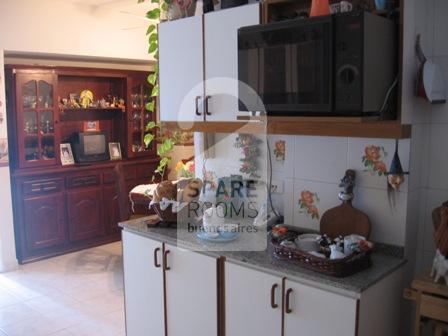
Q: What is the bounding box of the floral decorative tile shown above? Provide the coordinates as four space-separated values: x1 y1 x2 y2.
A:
298 190 320 220
293 180 340 231
274 140 286 162
268 135 294 178
362 145 388 176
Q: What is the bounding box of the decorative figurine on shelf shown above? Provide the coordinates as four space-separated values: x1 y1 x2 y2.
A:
118 98 126 111
80 90 94 108
338 169 356 202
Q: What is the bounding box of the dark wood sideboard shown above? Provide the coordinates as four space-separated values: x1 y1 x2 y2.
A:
5 65 159 263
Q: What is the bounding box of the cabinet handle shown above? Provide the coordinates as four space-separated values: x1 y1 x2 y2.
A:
270 284 278 309
154 247 161 268
163 250 171 271
285 288 293 314
205 95 212 116
195 96 202 116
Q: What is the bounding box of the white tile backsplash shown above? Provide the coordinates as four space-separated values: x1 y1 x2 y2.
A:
433 0 448 57
294 136 348 183
352 187 408 246
271 174 294 225
427 123 448 189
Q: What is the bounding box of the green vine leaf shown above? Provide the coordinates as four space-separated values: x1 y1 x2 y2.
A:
146 121 157 130
138 0 145 3
146 24 156 35
145 101 155 112
151 84 159 97
161 2 168 11
146 8 160 19
151 0 160 3
148 42 158 54
148 32 158 43
144 133 155 147
147 73 157 85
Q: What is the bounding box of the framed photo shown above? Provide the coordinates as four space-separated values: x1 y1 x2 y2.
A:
109 142 122 161
60 143 75 166
83 120 100 132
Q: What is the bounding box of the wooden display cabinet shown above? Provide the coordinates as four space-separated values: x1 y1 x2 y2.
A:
5 65 159 263
127 73 157 158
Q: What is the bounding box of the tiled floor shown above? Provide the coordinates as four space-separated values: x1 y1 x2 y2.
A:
0 242 125 336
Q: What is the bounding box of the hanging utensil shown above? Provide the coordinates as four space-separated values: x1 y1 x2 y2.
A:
416 34 446 104
387 140 409 208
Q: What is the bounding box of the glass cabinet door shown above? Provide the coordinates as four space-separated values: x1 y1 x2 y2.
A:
129 79 156 157
17 74 58 167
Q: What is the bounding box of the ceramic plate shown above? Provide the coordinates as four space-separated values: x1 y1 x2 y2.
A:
196 231 239 243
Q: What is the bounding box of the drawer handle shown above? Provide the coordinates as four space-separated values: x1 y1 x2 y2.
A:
154 247 161 268
271 284 278 309
285 288 293 314
163 250 170 271
195 95 202 116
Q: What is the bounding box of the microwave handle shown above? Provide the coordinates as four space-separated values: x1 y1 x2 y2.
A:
195 96 202 116
205 95 212 116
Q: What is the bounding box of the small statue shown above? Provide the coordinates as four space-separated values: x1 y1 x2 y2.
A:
338 169 356 202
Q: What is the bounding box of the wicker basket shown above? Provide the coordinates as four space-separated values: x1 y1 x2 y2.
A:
151 203 198 225
270 237 372 277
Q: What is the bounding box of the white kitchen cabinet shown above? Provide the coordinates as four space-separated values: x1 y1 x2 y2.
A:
159 4 260 122
122 231 165 336
283 279 357 336
159 15 204 122
164 243 218 336
203 3 260 121
225 263 283 336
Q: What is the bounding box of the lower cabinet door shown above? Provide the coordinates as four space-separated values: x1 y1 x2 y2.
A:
164 244 217 336
23 193 66 251
123 231 165 336
102 185 121 234
67 187 105 242
225 262 282 336
283 279 357 336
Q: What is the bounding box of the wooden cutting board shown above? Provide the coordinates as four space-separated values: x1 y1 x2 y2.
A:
320 202 371 239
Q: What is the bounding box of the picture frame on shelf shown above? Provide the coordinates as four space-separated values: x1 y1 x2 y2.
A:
60 143 75 166
109 142 122 161
83 120 100 132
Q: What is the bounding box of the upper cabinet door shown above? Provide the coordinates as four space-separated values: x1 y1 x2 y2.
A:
225 262 282 336
204 4 260 122
164 244 217 336
159 15 204 122
283 279 357 336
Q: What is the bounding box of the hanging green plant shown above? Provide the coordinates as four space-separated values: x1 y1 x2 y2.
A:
139 0 179 181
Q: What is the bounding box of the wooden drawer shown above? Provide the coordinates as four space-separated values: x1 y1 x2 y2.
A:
23 178 64 196
123 166 137 181
103 170 116 184
67 174 101 189
135 164 154 181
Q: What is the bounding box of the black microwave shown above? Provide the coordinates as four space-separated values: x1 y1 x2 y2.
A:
238 11 397 116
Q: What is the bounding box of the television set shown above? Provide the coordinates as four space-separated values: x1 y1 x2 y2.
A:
71 132 109 163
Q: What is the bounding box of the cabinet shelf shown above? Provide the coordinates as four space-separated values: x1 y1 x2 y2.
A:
161 117 412 139
59 107 124 121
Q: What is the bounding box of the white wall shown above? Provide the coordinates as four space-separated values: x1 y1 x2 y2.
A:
0 0 153 62
410 0 448 275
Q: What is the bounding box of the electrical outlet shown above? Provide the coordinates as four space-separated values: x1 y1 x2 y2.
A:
270 179 283 194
